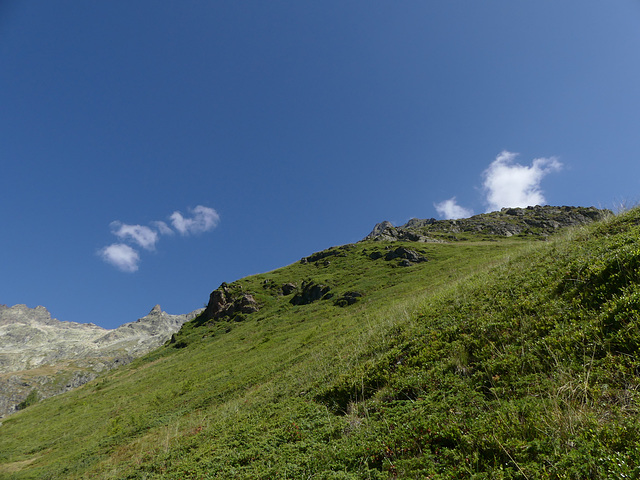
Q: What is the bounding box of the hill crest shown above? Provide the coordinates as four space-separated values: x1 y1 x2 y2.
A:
365 205 611 242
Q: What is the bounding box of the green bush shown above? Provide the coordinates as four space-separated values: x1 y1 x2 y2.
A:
16 389 40 410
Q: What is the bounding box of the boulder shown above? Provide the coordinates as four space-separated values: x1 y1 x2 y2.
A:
281 283 297 295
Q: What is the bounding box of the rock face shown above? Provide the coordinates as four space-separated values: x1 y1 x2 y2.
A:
364 206 612 242
0 304 202 417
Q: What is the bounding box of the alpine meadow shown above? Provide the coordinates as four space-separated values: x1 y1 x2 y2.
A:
4 206 640 479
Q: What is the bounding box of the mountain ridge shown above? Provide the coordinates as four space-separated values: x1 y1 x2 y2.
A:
365 205 611 242
0 304 203 417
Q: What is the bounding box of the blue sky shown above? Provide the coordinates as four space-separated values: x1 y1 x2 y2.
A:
2 2 640 329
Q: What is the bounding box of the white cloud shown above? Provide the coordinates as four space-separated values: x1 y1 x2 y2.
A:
99 243 140 273
152 221 174 236
170 205 220 235
434 197 473 219
110 222 159 250
99 205 220 272
482 151 562 212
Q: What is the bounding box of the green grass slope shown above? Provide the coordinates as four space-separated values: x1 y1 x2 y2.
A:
2 208 640 479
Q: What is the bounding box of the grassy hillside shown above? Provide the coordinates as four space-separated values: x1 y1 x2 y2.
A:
2 208 640 479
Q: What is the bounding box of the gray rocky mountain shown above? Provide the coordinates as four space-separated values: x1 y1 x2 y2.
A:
0 304 202 417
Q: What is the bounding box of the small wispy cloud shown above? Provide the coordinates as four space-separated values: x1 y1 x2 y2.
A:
99 243 140 273
170 205 220 235
482 151 562 211
110 222 159 250
434 197 473 219
152 221 174 236
99 205 220 273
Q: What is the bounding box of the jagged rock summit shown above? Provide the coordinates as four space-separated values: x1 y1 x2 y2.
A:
0 304 202 417
365 205 612 242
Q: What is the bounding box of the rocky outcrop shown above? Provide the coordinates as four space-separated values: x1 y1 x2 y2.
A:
300 245 354 265
368 246 429 266
281 283 297 296
334 291 363 307
202 283 260 322
384 247 428 263
364 206 612 242
290 281 333 305
0 304 201 417
363 221 399 242
364 220 443 243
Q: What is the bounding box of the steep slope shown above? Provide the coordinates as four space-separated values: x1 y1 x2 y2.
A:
3 206 639 479
0 305 202 417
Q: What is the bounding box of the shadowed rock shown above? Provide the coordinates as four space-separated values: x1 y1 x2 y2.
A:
281 283 297 295
334 291 363 307
290 281 333 305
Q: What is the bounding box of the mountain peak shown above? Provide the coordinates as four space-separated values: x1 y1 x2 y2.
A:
0 304 54 326
0 303 203 417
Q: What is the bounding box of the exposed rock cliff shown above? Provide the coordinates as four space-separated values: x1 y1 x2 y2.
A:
0 304 202 417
